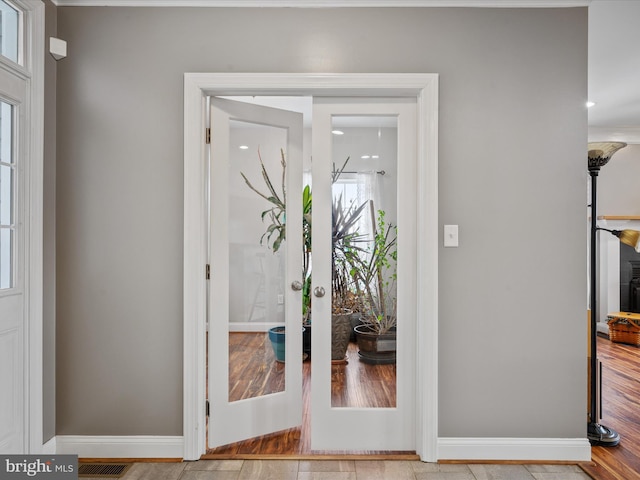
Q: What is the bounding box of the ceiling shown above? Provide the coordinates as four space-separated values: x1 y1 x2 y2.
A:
51 0 640 143
588 1 640 143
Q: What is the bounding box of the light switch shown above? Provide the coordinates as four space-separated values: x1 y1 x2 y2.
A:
444 225 459 247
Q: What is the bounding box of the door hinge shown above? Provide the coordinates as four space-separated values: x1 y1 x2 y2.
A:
206 400 210 417
206 264 210 280
205 128 211 144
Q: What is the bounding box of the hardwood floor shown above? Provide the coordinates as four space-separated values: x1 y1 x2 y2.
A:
228 332 285 402
582 336 640 479
210 333 640 470
206 332 411 457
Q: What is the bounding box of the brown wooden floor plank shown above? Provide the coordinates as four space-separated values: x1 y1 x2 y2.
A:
592 336 640 479
207 334 400 456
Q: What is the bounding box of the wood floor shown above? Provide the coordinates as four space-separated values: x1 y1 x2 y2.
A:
581 336 640 479
206 332 411 457
207 332 640 472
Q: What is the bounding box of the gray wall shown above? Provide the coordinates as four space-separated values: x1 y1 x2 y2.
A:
43 0 57 443
54 6 588 440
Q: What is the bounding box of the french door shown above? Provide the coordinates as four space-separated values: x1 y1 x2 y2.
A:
310 98 417 450
207 97 304 448
207 95 417 451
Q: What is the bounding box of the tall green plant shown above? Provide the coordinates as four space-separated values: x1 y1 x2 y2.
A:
331 194 368 314
241 149 313 323
349 203 397 334
241 151 373 324
302 184 312 323
240 149 287 252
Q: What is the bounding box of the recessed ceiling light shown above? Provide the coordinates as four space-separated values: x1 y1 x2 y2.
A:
371 155 379 159
332 130 344 135
361 155 370 159
239 145 249 150
586 101 596 108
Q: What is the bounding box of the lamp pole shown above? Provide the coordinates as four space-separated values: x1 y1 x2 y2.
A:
587 142 627 447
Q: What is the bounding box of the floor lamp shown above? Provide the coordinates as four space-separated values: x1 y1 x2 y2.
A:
587 141 639 446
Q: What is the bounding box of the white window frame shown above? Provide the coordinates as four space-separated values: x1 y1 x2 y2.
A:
0 100 16 290
0 0 44 454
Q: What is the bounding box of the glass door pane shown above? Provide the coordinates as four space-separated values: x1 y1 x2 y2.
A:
228 120 287 401
330 116 398 408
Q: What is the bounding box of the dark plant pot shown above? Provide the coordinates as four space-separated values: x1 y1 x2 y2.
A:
332 311 353 363
354 324 397 365
349 313 363 343
268 326 286 363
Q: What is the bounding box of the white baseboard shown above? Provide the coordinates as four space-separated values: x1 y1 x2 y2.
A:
53 435 589 461
55 436 184 459
438 437 591 462
41 437 57 454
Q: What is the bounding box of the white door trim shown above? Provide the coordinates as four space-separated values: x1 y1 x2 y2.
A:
25 0 45 454
183 73 439 461
0 0 45 454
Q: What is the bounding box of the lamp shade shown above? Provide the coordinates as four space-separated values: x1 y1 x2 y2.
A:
588 142 627 171
618 229 640 253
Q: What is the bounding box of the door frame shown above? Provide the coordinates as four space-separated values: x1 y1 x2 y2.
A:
0 0 45 454
183 73 439 461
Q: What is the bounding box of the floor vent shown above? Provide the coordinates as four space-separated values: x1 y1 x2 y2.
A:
78 463 133 478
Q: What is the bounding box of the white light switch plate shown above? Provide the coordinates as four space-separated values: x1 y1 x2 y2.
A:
444 225 459 247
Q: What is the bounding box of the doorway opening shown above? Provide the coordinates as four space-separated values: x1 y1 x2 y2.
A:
183 73 439 462
204 96 409 456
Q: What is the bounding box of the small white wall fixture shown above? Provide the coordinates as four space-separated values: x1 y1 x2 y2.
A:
49 37 67 61
183 73 440 461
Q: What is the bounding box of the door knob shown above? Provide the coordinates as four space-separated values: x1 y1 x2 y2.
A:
291 281 303 291
313 286 326 298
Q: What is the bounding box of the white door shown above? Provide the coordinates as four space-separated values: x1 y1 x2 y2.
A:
0 73 26 452
208 97 304 448
310 98 417 450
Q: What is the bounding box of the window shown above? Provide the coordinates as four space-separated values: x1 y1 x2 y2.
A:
0 99 13 289
0 0 20 64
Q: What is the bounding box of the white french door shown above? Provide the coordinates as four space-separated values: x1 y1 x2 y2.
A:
310 98 417 451
207 97 304 448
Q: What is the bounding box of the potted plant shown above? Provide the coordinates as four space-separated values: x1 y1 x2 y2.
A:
242 152 369 363
350 204 398 364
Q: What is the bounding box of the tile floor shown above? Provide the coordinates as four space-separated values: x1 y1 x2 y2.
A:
118 460 592 480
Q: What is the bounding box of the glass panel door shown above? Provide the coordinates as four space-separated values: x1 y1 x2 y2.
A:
311 98 417 451
208 97 303 448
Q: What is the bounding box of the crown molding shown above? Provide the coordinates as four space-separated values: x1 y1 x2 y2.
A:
50 0 591 8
